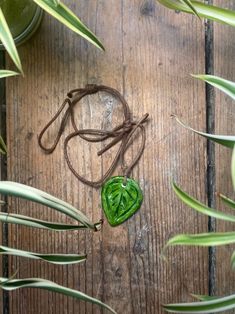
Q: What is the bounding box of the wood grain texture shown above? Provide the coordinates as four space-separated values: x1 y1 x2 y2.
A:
0 51 5 314
213 1 235 309
5 1 208 313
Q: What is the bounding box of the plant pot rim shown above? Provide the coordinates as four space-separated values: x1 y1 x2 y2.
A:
0 6 43 49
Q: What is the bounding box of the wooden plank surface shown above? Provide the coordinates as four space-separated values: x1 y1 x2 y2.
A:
5 1 208 313
0 52 6 314
214 1 235 310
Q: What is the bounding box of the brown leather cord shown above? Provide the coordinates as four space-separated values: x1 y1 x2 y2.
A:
38 84 149 188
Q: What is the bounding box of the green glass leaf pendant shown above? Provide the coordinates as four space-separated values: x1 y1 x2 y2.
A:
101 176 143 226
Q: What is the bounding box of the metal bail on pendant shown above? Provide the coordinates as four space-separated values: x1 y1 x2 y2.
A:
101 176 143 227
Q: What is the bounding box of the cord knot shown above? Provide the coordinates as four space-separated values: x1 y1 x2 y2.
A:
123 119 133 133
85 84 99 94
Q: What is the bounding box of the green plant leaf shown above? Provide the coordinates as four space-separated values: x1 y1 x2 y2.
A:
0 212 87 231
0 277 116 313
0 181 101 230
0 135 7 154
179 0 199 17
231 251 235 269
173 182 235 222
232 146 235 191
167 232 235 247
0 70 19 79
0 245 86 265
166 184 235 246
0 8 23 74
163 294 235 313
158 0 235 27
193 74 235 101
218 193 235 210
174 115 235 148
191 294 219 301
33 0 104 50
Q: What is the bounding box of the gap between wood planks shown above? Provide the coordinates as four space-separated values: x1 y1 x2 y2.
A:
205 0 216 299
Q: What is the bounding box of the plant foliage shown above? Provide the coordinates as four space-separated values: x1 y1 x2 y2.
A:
33 0 104 50
0 181 115 312
0 8 22 74
163 294 235 313
0 136 7 154
0 181 101 230
0 0 104 75
158 0 235 27
0 277 116 313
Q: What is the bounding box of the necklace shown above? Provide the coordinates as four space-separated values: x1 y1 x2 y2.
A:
38 84 149 226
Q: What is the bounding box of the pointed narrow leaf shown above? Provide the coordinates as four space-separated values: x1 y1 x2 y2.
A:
0 136 7 154
163 294 235 313
230 251 235 270
173 182 235 222
0 245 86 265
0 70 19 79
0 181 101 230
193 75 235 101
174 115 235 148
232 146 235 190
158 0 235 27
0 9 23 73
180 0 199 17
0 277 116 313
218 193 235 210
191 294 219 301
167 232 235 247
0 212 87 231
231 251 235 270
5 270 19 283
33 0 104 50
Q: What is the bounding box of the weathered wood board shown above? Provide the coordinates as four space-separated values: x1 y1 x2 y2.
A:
0 52 5 314
214 1 235 312
5 1 209 313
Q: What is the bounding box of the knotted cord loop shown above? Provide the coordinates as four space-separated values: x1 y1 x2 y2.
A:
38 84 149 188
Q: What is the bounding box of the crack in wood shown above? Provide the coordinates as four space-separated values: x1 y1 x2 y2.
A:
205 0 216 300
